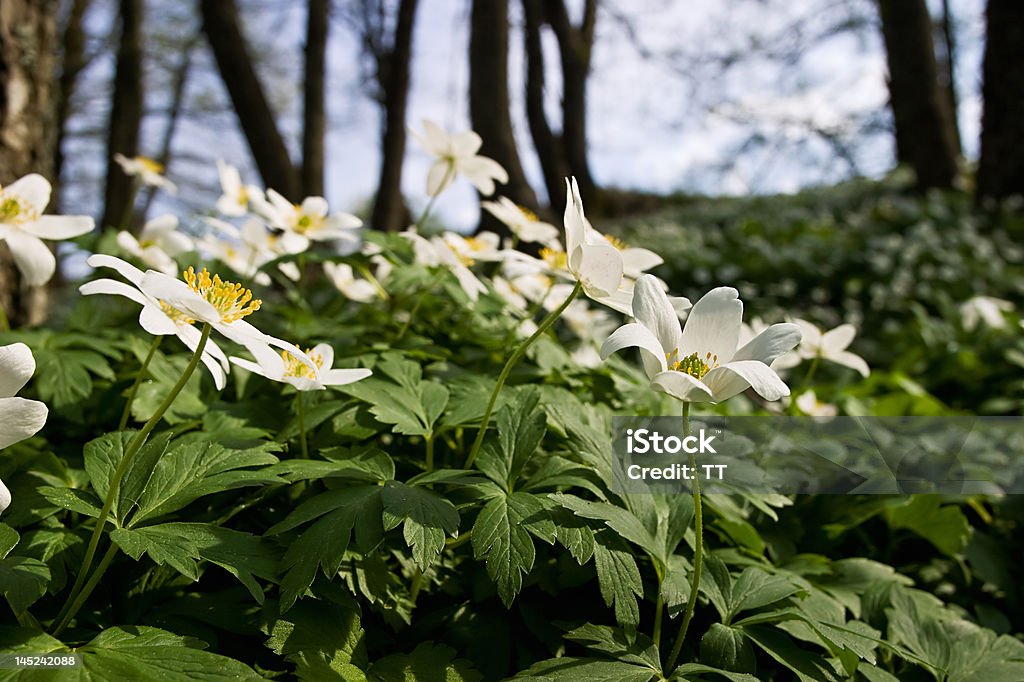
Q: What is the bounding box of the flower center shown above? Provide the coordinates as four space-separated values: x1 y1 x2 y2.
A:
666 349 719 380
139 157 164 174
282 347 324 379
606 235 628 251
159 300 195 325
0 193 36 224
540 247 567 270
518 206 538 222
182 266 261 323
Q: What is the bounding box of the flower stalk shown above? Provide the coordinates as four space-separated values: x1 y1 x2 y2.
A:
118 335 163 430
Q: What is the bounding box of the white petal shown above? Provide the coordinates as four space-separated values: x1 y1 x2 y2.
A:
87 254 146 285
3 230 55 286
0 396 48 449
229 356 275 380
732 322 802 365
830 350 870 377
458 156 507 195
79 278 148 306
563 178 585 254
300 196 329 218
200 352 227 390
620 247 663 277
116 231 143 257
681 287 742 363
139 272 219 322
5 174 51 213
22 215 93 240
139 303 180 336
320 368 372 386
450 130 483 157
821 324 856 355
771 351 801 371
704 360 790 402
0 477 9 514
589 287 634 316
572 244 623 298
0 343 35 398
632 274 682 361
142 214 178 237
651 371 714 403
311 343 334 370
600 323 667 376
418 119 451 156
427 161 454 197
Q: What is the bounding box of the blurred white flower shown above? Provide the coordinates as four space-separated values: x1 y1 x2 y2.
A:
0 174 94 285
116 215 193 275
601 275 801 403
324 262 379 303
411 119 508 197
399 228 488 302
1 341 50 514
442 231 506 264
482 197 559 246
216 160 261 216
230 342 371 391
960 296 1013 331
775 320 870 377
114 154 176 193
795 390 838 418
252 190 361 248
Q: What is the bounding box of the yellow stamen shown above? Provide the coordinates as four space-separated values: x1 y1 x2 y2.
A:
540 247 567 270
159 300 195 325
518 206 538 222
182 266 261 323
0 190 37 224
666 348 719 380
282 347 324 379
606 235 628 251
138 157 164 174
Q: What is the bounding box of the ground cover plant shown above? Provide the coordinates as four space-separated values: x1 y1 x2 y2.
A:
0 124 1022 682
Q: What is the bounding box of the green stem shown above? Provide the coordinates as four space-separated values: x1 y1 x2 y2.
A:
355 264 389 301
445 530 473 549
653 579 665 648
788 355 821 415
425 434 435 473
117 178 141 232
119 336 163 430
52 323 212 634
465 281 582 469
393 270 444 342
415 166 454 229
667 402 702 672
53 544 119 636
296 391 309 459
0 300 9 332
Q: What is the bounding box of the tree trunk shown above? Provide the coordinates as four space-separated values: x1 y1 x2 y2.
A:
200 0 300 200
935 0 962 155
976 0 1024 201
545 0 597 204
0 0 58 328
371 0 418 232
877 0 959 190
53 0 91 213
469 0 538 231
302 0 328 197
100 0 143 231
523 0 569 216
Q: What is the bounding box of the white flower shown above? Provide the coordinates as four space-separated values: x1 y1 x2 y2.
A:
774 319 870 378
795 390 838 418
411 119 508 197
80 255 232 389
442 231 506 264
216 160 261 217
251 190 361 248
230 343 371 392
601 275 801 403
0 174 94 285
202 217 304 284
960 296 1013 331
324 262 379 303
399 228 488 302
481 197 559 246
0 342 49 514
114 154 176 193
116 215 193 275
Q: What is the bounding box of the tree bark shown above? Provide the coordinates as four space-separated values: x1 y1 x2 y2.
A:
469 0 539 228
877 0 959 190
200 0 300 200
0 0 58 327
523 0 569 216
544 0 597 204
370 0 418 232
100 0 144 231
302 0 328 197
935 0 962 155
53 0 92 213
976 0 1024 201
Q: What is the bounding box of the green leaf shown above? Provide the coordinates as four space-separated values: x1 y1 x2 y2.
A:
339 355 449 436
740 625 840 682
83 431 173 524
130 350 207 424
472 492 551 606
592 532 643 629
884 495 971 557
271 446 395 483
700 624 756 674
551 493 662 566
514 657 656 681
475 387 546 490
670 662 761 681
33 346 115 409
0 524 17 559
0 555 49 614
726 567 801 623
35 486 102 518
563 624 661 672
368 642 481 681
381 481 460 570
266 591 368 678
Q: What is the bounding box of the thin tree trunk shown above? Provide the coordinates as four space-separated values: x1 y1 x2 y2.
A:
53 0 92 213
302 0 328 197
976 0 1024 201
936 0 962 154
371 0 418 232
523 0 569 216
545 0 597 204
200 0 300 200
0 0 59 328
100 0 144 231
877 0 959 190
469 0 539 229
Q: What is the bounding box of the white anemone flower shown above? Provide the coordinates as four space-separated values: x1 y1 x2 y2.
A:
0 174 94 285
114 154 177 193
252 190 361 248
216 160 261 217
601 275 801 403
116 215 193 275
442 231 506 264
0 343 49 515
960 296 1013 331
324 262 379 303
795 390 838 418
398 228 488 302
411 119 508 197
774 319 870 378
481 197 559 246
80 255 231 389
230 342 371 392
